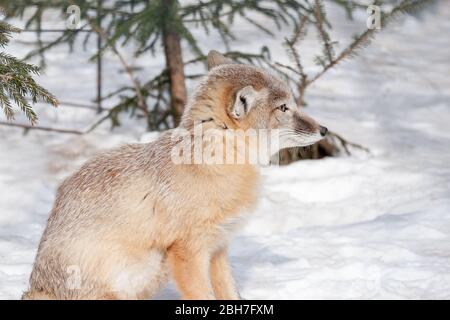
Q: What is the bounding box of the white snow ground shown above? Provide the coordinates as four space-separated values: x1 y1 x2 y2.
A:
1 2 450 299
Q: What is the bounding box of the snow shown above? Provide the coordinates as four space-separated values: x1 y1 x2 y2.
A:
1 2 450 299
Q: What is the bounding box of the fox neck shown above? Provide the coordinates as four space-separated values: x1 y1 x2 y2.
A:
179 81 240 131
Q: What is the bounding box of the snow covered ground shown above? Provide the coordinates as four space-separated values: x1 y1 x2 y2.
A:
1 2 450 299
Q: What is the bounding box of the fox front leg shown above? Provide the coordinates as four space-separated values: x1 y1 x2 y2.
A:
168 242 215 300
210 247 241 300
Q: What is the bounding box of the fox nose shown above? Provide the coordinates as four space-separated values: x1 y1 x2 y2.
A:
319 126 328 137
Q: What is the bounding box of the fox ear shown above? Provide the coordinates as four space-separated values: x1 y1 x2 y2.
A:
207 50 235 70
229 86 258 120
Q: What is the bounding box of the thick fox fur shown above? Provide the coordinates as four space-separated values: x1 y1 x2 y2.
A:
23 51 326 300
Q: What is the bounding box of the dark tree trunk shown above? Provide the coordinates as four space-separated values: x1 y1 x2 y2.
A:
162 0 187 126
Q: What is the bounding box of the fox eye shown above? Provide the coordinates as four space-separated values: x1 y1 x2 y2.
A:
278 104 288 112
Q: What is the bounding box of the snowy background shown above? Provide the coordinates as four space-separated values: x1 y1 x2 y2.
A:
1 1 449 299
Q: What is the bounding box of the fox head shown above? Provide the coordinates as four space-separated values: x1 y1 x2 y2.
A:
180 50 327 160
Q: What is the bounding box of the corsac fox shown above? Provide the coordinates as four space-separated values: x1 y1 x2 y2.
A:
23 51 327 300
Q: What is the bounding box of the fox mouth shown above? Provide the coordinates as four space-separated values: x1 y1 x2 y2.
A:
295 125 328 147
294 133 324 147
278 127 327 148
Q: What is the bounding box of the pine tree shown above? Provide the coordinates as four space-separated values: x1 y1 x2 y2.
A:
0 20 58 125
0 0 311 129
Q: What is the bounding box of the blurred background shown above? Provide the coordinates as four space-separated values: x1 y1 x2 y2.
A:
1 0 449 299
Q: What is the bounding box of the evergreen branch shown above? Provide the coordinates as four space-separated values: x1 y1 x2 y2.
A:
0 120 87 134
0 107 112 134
313 0 335 64
0 87 14 120
274 62 301 76
0 20 58 124
243 16 275 36
329 131 370 155
284 15 309 105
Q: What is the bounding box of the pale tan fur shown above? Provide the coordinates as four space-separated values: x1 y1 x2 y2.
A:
23 51 325 300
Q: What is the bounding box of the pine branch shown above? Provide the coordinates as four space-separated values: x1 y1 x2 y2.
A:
329 131 370 155
313 0 335 65
284 15 309 105
0 20 58 124
0 104 117 134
